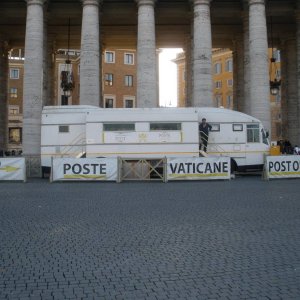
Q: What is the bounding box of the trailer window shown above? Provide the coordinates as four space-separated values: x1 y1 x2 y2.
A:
247 124 259 143
59 125 69 133
150 123 181 131
103 123 135 131
210 123 220 132
233 124 243 131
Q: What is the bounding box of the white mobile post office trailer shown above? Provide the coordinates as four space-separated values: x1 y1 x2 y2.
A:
41 106 270 174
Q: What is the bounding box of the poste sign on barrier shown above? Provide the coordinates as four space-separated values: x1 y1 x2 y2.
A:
51 158 118 182
167 157 231 181
265 155 300 179
0 157 26 181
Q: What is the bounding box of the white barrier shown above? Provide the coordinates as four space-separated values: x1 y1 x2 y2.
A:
51 158 118 182
0 157 26 181
265 155 300 179
167 157 231 181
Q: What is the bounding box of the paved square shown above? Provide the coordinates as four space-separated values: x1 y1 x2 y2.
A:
0 177 300 299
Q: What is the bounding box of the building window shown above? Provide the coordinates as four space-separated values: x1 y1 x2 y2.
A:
105 51 115 63
276 123 282 138
9 106 19 115
10 87 18 98
105 73 113 86
225 59 233 72
214 63 221 74
10 68 20 79
104 98 115 108
124 98 135 108
215 81 222 89
124 75 133 87
215 95 222 107
61 95 68 106
226 95 232 108
275 93 281 104
227 79 233 87
9 128 22 144
124 53 134 65
274 49 281 62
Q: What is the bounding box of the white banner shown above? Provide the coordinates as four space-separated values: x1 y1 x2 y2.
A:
104 131 182 144
52 158 118 181
266 155 300 179
0 158 26 181
167 157 231 180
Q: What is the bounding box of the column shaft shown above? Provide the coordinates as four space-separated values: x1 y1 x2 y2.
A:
23 0 45 159
285 39 298 145
80 0 100 106
184 41 193 107
0 41 8 153
248 0 271 132
233 37 244 111
192 0 213 107
243 7 251 114
136 0 157 107
46 39 55 106
280 44 288 140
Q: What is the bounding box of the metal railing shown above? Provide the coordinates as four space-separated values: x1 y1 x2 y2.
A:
60 132 86 157
199 131 227 155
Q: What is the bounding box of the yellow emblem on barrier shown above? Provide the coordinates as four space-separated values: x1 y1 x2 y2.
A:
0 166 20 172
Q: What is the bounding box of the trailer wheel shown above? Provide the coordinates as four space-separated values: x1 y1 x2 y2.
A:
230 159 238 174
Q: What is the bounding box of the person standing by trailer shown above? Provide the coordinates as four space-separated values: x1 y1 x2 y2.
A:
199 118 212 152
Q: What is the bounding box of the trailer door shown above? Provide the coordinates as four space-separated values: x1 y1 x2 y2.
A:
245 123 264 167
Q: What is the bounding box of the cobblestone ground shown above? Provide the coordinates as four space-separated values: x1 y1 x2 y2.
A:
0 177 300 300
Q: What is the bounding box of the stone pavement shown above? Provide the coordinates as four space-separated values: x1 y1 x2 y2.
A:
0 177 300 300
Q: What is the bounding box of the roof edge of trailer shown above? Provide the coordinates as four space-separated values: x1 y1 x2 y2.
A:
42 105 262 123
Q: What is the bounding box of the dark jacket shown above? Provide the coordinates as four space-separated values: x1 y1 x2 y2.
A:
199 123 212 139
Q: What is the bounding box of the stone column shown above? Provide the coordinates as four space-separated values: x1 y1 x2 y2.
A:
248 0 271 133
284 39 298 145
0 40 9 154
184 22 194 107
80 0 101 106
279 43 288 140
46 39 55 106
43 7 49 106
184 42 193 107
243 2 251 114
136 0 157 107
23 0 46 175
192 0 213 107
233 36 244 111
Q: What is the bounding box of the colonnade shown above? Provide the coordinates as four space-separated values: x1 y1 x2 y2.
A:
0 0 300 172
